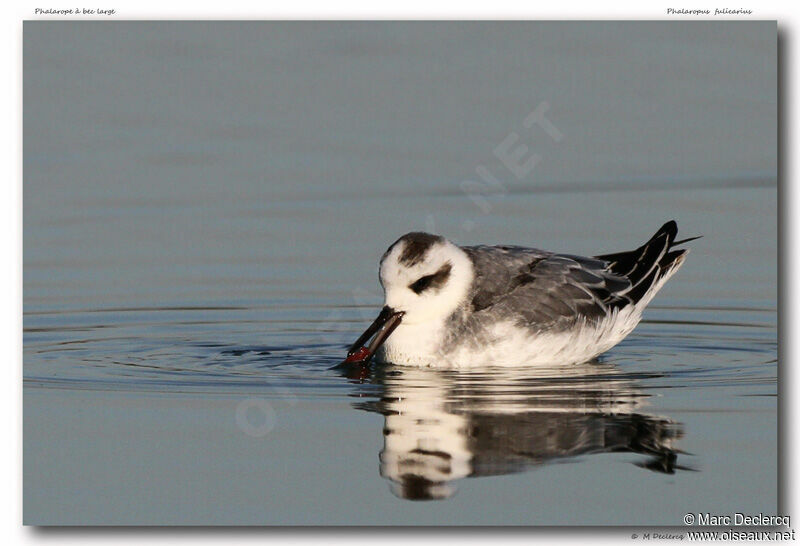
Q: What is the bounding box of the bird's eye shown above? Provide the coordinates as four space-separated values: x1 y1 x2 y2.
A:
408 263 452 294
409 274 436 294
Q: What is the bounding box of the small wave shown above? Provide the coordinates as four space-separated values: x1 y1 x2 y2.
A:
23 302 776 396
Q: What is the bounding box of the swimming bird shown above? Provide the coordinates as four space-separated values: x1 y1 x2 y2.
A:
343 220 697 368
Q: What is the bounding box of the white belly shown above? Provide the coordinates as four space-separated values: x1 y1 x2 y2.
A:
378 304 645 369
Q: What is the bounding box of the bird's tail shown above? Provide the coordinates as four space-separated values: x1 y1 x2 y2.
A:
595 220 700 306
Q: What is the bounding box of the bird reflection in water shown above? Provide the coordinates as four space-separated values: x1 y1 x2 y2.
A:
342 361 688 501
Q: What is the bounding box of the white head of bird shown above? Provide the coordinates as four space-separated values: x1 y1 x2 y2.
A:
378 233 474 326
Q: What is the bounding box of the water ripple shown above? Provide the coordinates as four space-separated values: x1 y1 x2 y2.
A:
24 303 776 397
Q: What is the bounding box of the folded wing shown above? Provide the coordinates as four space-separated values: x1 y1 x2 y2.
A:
464 221 696 331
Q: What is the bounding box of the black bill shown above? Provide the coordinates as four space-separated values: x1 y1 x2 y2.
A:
342 306 404 364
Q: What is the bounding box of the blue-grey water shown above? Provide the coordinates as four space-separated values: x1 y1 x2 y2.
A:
23 21 777 525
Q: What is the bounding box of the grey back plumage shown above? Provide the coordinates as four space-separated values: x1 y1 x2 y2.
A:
461 221 695 333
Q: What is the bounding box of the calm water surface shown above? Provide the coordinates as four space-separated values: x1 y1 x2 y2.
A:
24 22 776 525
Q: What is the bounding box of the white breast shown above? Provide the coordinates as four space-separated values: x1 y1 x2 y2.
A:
377 319 448 365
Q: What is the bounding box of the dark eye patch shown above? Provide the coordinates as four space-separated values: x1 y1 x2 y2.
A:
409 263 452 294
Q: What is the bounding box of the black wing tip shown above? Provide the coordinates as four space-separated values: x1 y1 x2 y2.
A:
655 220 679 245
593 221 698 276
